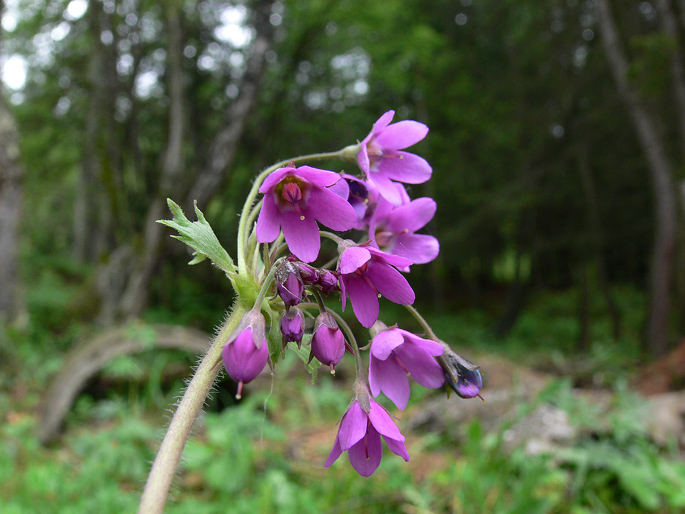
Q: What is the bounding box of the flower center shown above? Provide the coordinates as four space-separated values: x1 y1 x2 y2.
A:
276 176 309 220
375 229 393 248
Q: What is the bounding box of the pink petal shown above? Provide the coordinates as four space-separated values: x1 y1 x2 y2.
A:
367 247 413 269
280 210 320 262
345 275 380 328
368 399 404 441
376 151 432 184
327 177 349 200
395 342 445 389
375 120 428 150
347 426 382 477
259 167 292 193
372 111 395 133
338 401 368 450
255 195 282 243
357 144 371 174
400 330 444 355
370 329 405 360
369 173 403 205
392 234 440 264
383 436 410 462
338 247 371 274
386 198 436 233
368 355 382 397
324 433 343 467
375 356 411 410
308 188 357 232
295 165 342 187
367 262 415 305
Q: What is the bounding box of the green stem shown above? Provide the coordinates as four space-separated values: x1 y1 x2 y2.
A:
137 303 248 514
236 148 355 275
403 304 438 340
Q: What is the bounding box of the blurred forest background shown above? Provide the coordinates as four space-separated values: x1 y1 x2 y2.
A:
3 0 685 513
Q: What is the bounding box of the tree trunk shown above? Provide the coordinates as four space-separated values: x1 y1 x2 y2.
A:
596 0 677 357
0 0 25 322
0 91 24 322
185 0 275 212
99 0 275 322
577 137 621 339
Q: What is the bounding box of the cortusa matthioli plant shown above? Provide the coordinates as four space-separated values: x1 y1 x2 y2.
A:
137 110 483 513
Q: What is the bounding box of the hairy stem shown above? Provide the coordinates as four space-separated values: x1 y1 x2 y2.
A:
137 304 248 514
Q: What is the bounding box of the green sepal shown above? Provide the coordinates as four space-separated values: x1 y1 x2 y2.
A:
158 199 237 275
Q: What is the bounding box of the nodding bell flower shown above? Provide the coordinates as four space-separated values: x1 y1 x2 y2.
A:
338 242 415 328
439 346 483 399
325 382 409 477
368 323 445 410
276 260 304 307
256 164 357 262
368 185 439 270
222 310 270 399
357 110 431 205
280 307 305 348
309 312 345 373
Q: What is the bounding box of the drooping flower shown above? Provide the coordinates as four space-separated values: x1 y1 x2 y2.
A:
439 346 483 399
357 110 431 205
368 184 439 269
368 324 445 410
280 307 305 348
256 165 357 262
309 312 346 373
325 388 409 477
222 311 270 399
337 243 415 328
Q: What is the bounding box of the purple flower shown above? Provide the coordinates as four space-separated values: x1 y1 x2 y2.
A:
368 325 445 409
280 307 305 348
222 311 270 399
338 243 415 328
257 165 357 262
325 396 409 477
310 312 346 373
369 187 439 269
357 110 431 205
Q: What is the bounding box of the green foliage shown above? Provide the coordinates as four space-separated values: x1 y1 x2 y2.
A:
159 199 236 274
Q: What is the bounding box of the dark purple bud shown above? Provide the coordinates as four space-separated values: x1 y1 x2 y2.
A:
276 260 304 307
316 269 339 293
222 311 269 399
439 347 483 399
280 307 305 348
297 262 318 284
310 312 345 374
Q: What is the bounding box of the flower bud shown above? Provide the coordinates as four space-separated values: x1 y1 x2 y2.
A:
280 307 305 348
439 347 483 399
222 310 269 399
276 260 304 307
309 312 345 374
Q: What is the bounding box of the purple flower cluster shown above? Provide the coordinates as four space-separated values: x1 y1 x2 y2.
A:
220 111 481 477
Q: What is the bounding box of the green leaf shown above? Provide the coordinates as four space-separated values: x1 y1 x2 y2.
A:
158 199 236 275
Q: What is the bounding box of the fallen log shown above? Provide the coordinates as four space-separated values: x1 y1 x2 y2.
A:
37 322 210 444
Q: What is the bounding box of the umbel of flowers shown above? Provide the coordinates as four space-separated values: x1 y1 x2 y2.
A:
138 111 482 514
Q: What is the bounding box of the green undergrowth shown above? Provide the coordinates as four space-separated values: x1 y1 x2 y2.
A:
2 285 684 513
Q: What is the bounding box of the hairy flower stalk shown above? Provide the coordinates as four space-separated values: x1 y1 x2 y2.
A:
140 111 483 512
